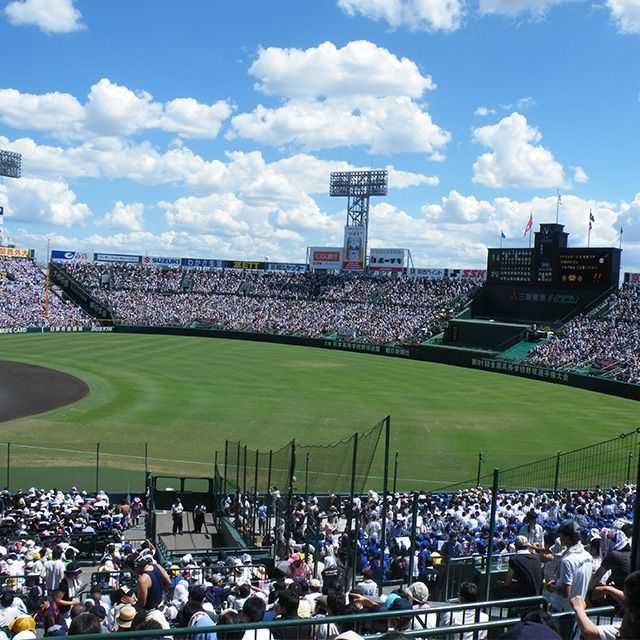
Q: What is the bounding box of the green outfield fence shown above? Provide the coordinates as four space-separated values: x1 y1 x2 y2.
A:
436 426 640 493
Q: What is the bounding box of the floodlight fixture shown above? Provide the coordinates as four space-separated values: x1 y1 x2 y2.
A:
0 150 22 179
329 170 388 198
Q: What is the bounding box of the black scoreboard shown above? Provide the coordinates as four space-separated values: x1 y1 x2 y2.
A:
475 223 621 323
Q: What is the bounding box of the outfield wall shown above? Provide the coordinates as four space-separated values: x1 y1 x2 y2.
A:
5 324 640 401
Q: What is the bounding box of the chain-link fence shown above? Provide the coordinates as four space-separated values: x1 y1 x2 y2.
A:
435 427 640 493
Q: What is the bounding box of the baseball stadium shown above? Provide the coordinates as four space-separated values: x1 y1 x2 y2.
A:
2 3 640 637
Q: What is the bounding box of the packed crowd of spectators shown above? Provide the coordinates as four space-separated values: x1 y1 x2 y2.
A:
0 258 90 329
526 285 640 383
0 482 633 639
65 263 478 344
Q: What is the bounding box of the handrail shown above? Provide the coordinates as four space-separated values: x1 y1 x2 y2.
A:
51 598 617 640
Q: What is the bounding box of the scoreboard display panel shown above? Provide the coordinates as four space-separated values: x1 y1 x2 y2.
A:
487 249 533 284
558 250 612 287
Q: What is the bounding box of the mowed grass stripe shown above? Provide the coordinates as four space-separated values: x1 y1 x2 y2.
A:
0 333 637 488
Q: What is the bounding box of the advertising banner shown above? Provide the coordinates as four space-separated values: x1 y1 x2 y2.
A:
624 273 640 285
267 262 307 272
180 257 224 269
309 247 342 270
369 248 405 272
342 226 366 271
51 250 91 263
94 253 141 264
0 247 30 258
462 269 487 280
142 255 181 267
408 268 445 279
227 260 266 270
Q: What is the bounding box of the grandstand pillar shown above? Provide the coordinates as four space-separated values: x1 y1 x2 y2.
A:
631 450 640 572
378 416 391 591
407 492 419 584
484 468 500 601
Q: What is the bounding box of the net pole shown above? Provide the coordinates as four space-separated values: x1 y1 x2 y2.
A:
407 492 419 584
223 440 228 495
214 450 219 521
304 452 310 501
627 451 634 485
553 451 561 494
253 449 259 544
144 442 149 490
378 416 391 592
5 443 9 492
96 443 100 493
235 442 241 526
347 432 358 537
392 452 399 493
267 449 273 554
484 468 500 601
243 445 248 497
285 440 296 551
476 452 484 488
351 507 360 591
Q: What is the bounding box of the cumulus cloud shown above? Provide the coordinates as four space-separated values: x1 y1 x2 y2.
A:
472 113 566 189
607 0 640 34
0 177 90 227
229 96 451 156
102 202 145 232
337 0 466 32
231 41 449 156
4 0 83 33
249 40 434 99
0 79 232 140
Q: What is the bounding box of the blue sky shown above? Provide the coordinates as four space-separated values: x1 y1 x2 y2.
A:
0 0 639 270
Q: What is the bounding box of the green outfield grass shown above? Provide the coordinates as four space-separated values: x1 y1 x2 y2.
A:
0 332 638 492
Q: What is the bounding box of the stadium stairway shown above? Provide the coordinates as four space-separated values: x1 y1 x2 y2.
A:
499 339 542 362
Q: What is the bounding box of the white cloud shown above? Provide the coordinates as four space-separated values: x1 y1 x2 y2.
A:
249 40 434 99
0 79 232 140
102 202 145 232
472 112 566 189
573 166 589 184
231 41 449 156
477 0 568 18
422 190 496 222
0 177 90 227
0 136 438 199
337 0 466 32
474 106 496 117
229 96 450 156
607 0 640 34
4 0 83 33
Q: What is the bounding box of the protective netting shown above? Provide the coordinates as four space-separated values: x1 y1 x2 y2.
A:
217 418 385 496
435 427 640 493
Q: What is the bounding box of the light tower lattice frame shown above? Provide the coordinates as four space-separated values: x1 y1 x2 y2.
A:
0 150 22 247
330 170 388 271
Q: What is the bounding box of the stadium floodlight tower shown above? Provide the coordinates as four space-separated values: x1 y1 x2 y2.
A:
330 169 388 271
0 150 22 247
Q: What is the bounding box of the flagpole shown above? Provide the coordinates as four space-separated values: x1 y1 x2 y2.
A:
529 226 532 249
587 209 592 248
555 190 561 224
619 226 624 251
500 233 503 249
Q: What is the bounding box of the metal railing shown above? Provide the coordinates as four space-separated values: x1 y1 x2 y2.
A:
50 597 617 640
